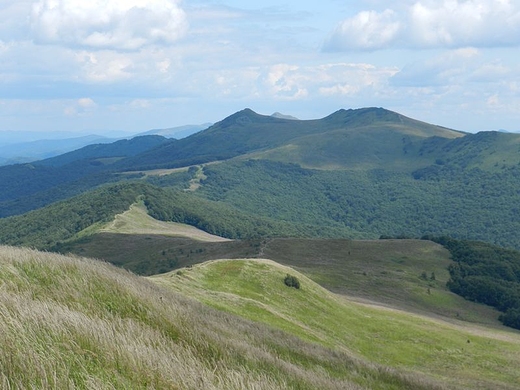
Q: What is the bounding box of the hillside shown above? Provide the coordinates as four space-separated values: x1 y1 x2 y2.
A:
1 245 462 390
0 134 112 165
193 158 520 248
117 107 464 171
153 258 520 390
0 135 168 217
51 202 504 328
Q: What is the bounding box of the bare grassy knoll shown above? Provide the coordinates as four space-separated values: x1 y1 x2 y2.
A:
99 201 229 242
1 246 452 390
152 259 520 390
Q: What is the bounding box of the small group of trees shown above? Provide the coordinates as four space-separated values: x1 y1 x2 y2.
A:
284 274 300 289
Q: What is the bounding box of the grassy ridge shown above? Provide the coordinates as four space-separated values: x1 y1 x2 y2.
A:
0 246 452 390
153 259 520 390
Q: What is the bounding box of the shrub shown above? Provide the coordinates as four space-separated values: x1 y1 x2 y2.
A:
284 274 300 289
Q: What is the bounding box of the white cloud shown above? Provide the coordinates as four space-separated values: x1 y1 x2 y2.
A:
64 97 97 116
130 99 151 109
324 10 401 50
76 51 134 82
325 0 520 51
78 97 96 108
264 64 309 100
256 62 399 101
31 0 188 50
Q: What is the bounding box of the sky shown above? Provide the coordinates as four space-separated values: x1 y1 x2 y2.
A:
0 0 519 136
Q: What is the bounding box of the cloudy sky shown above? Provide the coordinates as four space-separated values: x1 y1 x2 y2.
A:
1 0 519 136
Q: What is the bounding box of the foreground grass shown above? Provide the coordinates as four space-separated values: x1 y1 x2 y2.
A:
1 246 452 390
152 259 520 390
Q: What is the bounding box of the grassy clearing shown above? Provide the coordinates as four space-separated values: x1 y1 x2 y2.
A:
99 201 229 242
152 259 520 390
121 166 191 177
0 246 455 390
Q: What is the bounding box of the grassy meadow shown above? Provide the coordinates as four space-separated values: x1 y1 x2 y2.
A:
0 246 458 390
152 259 520 390
6 203 519 389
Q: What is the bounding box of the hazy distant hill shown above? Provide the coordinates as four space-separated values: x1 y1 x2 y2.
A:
271 111 299 120
0 136 168 217
136 123 212 139
0 135 114 166
36 135 169 167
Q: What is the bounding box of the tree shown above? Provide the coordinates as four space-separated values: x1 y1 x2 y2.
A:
284 274 300 289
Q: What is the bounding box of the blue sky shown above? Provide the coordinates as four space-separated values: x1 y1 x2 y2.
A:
1 0 519 136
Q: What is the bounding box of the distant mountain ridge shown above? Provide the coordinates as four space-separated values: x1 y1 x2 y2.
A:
1 106 520 249
117 107 465 171
271 112 299 120
0 135 115 166
136 123 212 139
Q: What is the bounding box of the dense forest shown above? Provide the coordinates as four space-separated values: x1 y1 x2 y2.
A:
428 236 520 329
188 159 520 249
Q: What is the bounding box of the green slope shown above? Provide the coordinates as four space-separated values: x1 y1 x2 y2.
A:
0 183 153 249
194 158 520 249
245 108 464 171
0 135 168 217
54 203 503 327
152 259 520 390
117 107 463 171
1 245 457 390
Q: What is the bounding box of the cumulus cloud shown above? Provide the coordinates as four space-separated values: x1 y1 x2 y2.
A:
324 9 401 51
325 0 520 51
64 97 97 116
75 50 135 82
78 97 96 108
257 62 398 101
31 0 188 50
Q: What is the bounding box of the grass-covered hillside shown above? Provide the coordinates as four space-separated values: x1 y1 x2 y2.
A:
53 202 505 328
153 259 520 390
1 246 458 390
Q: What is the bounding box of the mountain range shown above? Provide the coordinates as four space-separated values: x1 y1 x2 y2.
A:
0 106 519 246
2 106 520 388
0 123 211 166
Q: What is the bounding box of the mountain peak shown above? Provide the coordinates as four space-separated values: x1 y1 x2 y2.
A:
271 112 299 120
324 107 399 122
213 108 274 129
